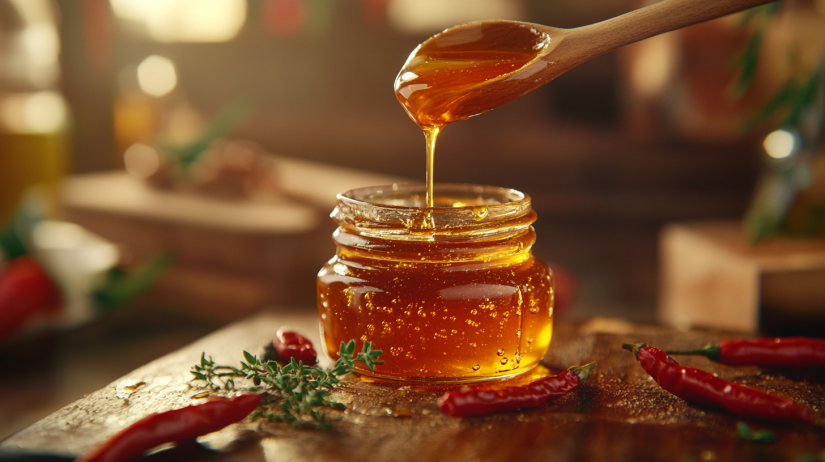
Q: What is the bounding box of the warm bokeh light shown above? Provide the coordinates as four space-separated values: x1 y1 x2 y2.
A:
110 0 247 43
629 34 677 99
387 0 522 34
124 143 161 178
0 91 68 133
763 129 796 159
5 0 61 88
137 55 177 97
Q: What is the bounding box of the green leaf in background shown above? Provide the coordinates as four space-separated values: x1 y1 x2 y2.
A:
93 253 173 310
743 168 799 243
0 190 48 261
161 96 255 169
736 421 777 442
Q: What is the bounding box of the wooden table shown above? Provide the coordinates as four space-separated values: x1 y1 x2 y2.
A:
2 309 823 461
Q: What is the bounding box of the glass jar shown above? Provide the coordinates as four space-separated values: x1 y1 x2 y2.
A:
317 184 553 383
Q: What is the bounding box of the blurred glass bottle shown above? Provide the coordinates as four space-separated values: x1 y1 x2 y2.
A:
0 0 69 223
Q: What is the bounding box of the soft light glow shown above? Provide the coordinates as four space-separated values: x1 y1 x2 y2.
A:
20 23 61 87
7 0 61 88
629 34 677 99
388 0 522 34
124 143 161 178
763 129 795 159
0 91 67 133
137 55 177 97
110 0 246 43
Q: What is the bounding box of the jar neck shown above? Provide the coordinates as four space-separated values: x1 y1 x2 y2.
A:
333 225 537 264
331 183 535 243
330 184 538 264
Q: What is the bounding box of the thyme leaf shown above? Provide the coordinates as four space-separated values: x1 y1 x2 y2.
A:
190 340 384 429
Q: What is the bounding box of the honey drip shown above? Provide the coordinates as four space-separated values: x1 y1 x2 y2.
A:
424 127 439 207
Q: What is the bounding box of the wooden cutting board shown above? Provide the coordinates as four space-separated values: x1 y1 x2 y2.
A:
1 309 823 461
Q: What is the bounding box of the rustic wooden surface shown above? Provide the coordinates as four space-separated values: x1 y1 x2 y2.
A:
1 309 824 462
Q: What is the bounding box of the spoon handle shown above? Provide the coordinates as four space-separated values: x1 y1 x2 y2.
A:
568 0 777 64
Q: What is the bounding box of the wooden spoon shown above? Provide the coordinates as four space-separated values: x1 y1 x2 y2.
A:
395 0 777 128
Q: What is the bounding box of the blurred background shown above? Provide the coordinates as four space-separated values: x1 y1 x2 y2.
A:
1 0 824 441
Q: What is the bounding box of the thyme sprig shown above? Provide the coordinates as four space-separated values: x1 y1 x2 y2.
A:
190 340 384 429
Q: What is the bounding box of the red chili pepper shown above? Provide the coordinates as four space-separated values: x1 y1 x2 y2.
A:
272 329 317 366
666 337 825 368
623 343 815 424
438 363 596 418
76 393 261 462
0 256 62 344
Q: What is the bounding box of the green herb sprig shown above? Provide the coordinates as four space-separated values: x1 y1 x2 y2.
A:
190 340 384 429
735 422 777 442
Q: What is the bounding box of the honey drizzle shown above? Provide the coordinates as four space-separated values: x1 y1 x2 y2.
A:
423 126 439 207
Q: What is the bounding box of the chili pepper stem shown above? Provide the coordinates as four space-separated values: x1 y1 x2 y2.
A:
568 362 597 382
621 343 647 359
664 344 721 362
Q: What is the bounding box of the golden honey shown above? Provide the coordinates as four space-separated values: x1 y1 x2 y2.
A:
317 184 553 382
394 21 551 207
394 22 550 129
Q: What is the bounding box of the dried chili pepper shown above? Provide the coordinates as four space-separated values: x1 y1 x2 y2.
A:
0 256 62 344
270 329 317 366
623 343 815 424
666 337 825 368
76 393 261 462
438 363 596 418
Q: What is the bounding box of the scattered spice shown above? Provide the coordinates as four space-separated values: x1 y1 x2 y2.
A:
623 344 815 424
438 363 596 418
666 337 825 368
76 394 261 462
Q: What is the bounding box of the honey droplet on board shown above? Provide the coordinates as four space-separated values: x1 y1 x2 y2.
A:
472 205 488 221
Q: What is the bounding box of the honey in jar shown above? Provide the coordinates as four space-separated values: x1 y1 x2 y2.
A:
317 184 553 382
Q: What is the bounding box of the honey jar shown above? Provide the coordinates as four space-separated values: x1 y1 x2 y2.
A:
317 183 553 383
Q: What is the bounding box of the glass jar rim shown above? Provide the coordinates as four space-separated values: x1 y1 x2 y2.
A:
333 183 533 237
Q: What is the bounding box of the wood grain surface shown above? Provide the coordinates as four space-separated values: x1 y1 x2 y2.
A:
1 309 823 462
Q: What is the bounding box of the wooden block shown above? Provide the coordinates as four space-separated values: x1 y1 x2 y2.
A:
659 221 825 332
